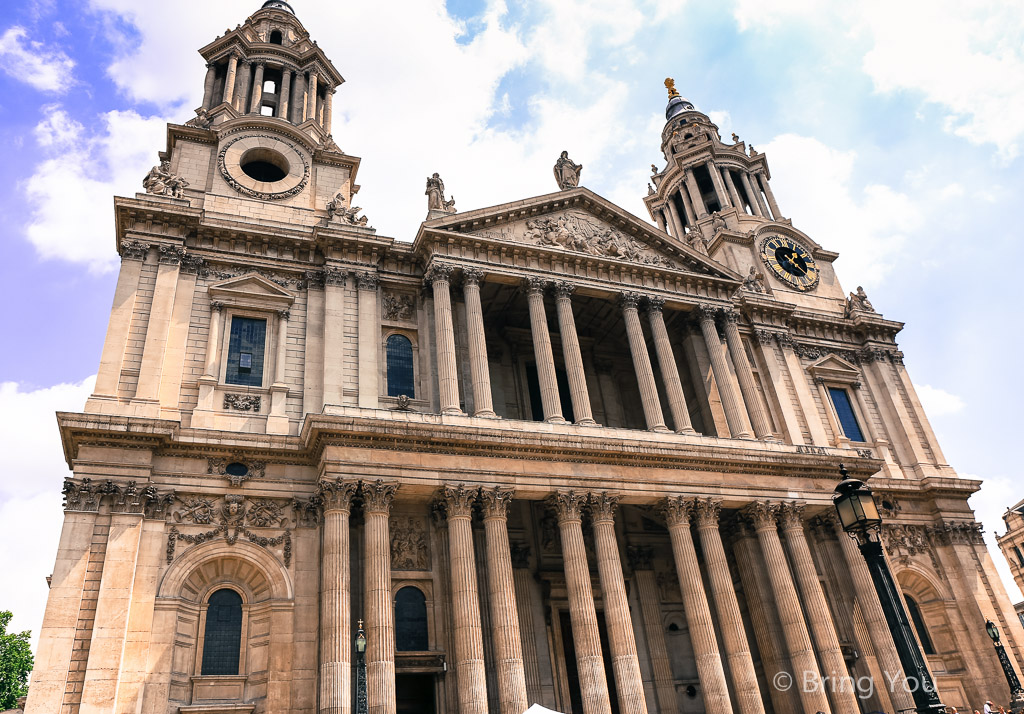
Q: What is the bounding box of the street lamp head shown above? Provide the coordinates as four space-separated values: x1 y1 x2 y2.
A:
986 619 1000 642
355 619 367 654
832 464 882 538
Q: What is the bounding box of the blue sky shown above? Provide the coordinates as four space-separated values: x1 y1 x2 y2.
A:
1 0 1023 645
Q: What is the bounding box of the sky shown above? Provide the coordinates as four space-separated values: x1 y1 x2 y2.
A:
1 0 1023 651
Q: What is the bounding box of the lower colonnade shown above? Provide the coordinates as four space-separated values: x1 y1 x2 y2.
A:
315 477 906 714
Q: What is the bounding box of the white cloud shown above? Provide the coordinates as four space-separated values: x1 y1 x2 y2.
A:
24 106 170 272
915 384 966 418
968 473 1024 603
0 25 76 93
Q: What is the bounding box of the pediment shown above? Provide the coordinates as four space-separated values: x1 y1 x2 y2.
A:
208 273 295 309
419 188 739 281
806 354 860 383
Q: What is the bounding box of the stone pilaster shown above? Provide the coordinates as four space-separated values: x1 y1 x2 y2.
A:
323 268 347 407
589 493 648 714
356 272 380 409
525 278 564 423
463 269 496 417
661 497 733 713
620 293 668 432
90 243 149 400
646 298 694 433
552 491 612 714
363 480 399 714
626 547 678 714
554 282 595 425
426 264 462 415
697 305 752 439
691 498 765 714
721 310 774 440
480 488 529 714
132 246 183 413
319 479 357 714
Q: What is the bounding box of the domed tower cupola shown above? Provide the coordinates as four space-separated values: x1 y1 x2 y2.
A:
664 79 695 120
192 1 345 146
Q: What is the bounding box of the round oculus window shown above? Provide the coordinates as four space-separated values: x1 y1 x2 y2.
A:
240 148 289 183
218 132 310 200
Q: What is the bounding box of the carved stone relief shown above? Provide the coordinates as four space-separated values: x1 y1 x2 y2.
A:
167 493 294 566
224 394 262 412
390 516 430 570
382 292 415 321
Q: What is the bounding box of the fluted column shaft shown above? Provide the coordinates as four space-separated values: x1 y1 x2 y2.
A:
590 494 648 714
684 168 708 218
758 173 782 219
721 311 773 440
223 54 238 104
511 546 543 704
646 300 694 433
553 492 612 714
706 159 731 209
621 293 667 431
427 264 462 415
481 489 529 714
279 69 292 120
526 279 564 423
662 498 733 712
665 199 685 237
780 504 859 714
691 499 765 714
202 62 217 109
319 480 357 714
443 485 489 714
628 548 678 714
250 62 265 113
739 172 763 217
744 502 831 714
678 187 698 227
554 283 595 425
724 169 744 212
363 481 399 714
463 270 495 417
697 305 752 438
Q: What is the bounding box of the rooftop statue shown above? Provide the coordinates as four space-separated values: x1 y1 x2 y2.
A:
426 173 456 214
553 151 582 190
143 160 188 199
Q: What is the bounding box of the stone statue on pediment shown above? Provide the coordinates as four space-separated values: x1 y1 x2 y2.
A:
143 160 188 199
326 189 369 226
847 285 875 313
553 151 582 190
742 266 766 293
426 173 456 214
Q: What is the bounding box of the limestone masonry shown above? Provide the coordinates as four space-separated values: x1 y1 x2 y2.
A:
24 2 1024 714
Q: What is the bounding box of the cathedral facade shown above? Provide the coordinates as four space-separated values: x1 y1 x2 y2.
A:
25 3 1024 714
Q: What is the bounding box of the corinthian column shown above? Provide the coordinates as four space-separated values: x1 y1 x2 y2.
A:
684 167 708 219
319 479 357 714
442 485 489 714
481 488 529 714
626 547 678 714
363 480 399 714
552 491 612 714
721 310 774 440
250 61 265 113
306 69 319 123
739 173 763 217
525 278 564 423
742 502 830 714
661 497 733 712
279 69 292 120
554 282 595 425
758 173 783 220
691 499 765 714
621 293 668 432
202 62 217 109
779 503 859 714
706 159 731 209
646 298 694 433
589 494 648 714
223 54 238 105
697 305 752 439
426 264 462 415
463 269 495 417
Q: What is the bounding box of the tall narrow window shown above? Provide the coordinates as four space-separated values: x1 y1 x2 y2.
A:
828 387 865 442
395 586 428 651
904 594 936 655
1014 545 1024 568
269 29 283 45
386 334 415 397
201 589 243 675
226 316 267 387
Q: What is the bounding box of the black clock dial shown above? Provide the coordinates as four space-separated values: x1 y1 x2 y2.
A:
759 235 819 292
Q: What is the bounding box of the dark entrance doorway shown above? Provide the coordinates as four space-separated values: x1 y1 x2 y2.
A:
395 673 436 714
559 610 620 714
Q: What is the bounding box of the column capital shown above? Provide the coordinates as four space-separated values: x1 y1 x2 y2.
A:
323 267 347 287
626 545 654 571
646 296 666 313
619 291 643 310
480 486 514 519
210 301 224 312
442 483 478 519
691 497 722 528
158 245 185 265
206 60 218 69
809 513 839 539
278 308 290 320
424 262 455 285
361 479 398 514
119 240 150 261
697 303 720 323
553 280 576 299
588 492 619 522
303 269 325 290
722 308 740 324
254 59 267 68
318 478 357 513
463 268 485 287
741 500 780 532
510 542 531 569
777 501 806 531
523 276 547 295
355 271 379 291
550 490 587 523
661 495 693 527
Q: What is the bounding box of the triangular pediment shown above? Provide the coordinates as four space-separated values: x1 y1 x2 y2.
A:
807 354 860 382
208 273 295 308
417 188 740 281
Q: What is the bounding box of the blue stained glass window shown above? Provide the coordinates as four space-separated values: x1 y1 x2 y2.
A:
201 589 243 675
386 334 415 398
226 317 267 387
395 586 428 651
828 387 865 442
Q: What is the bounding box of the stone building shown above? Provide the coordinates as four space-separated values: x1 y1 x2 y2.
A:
997 500 1024 629
24 3 1024 714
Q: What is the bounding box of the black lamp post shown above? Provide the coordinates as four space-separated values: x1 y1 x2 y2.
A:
355 619 368 714
985 619 1024 714
832 465 945 714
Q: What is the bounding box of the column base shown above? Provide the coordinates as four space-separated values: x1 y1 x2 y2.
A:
441 407 466 416
576 419 600 427
472 410 499 418
545 416 568 424
650 425 672 433
760 434 778 442
735 432 755 440
676 427 697 435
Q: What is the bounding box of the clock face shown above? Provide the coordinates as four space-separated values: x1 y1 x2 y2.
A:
759 235 819 291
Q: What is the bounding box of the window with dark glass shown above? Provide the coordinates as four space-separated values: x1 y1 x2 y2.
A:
201 588 243 675
386 334 415 398
828 387 865 442
1014 545 1024 568
395 586 428 651
904 594 936 655
226 316 267 387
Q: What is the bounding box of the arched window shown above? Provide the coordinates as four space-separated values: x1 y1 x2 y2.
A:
201 588 243 675
263 79 277 95
269 29 283 45
905 594 936 655
386 334 415 398
395 586 428 651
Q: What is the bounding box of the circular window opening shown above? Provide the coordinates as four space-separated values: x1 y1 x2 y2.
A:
240 148 289 183
225 462 249 478
881 500 895 512
686 685 698 698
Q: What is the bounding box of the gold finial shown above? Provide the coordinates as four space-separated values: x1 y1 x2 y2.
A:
358 619 364 628
665 77 680 98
